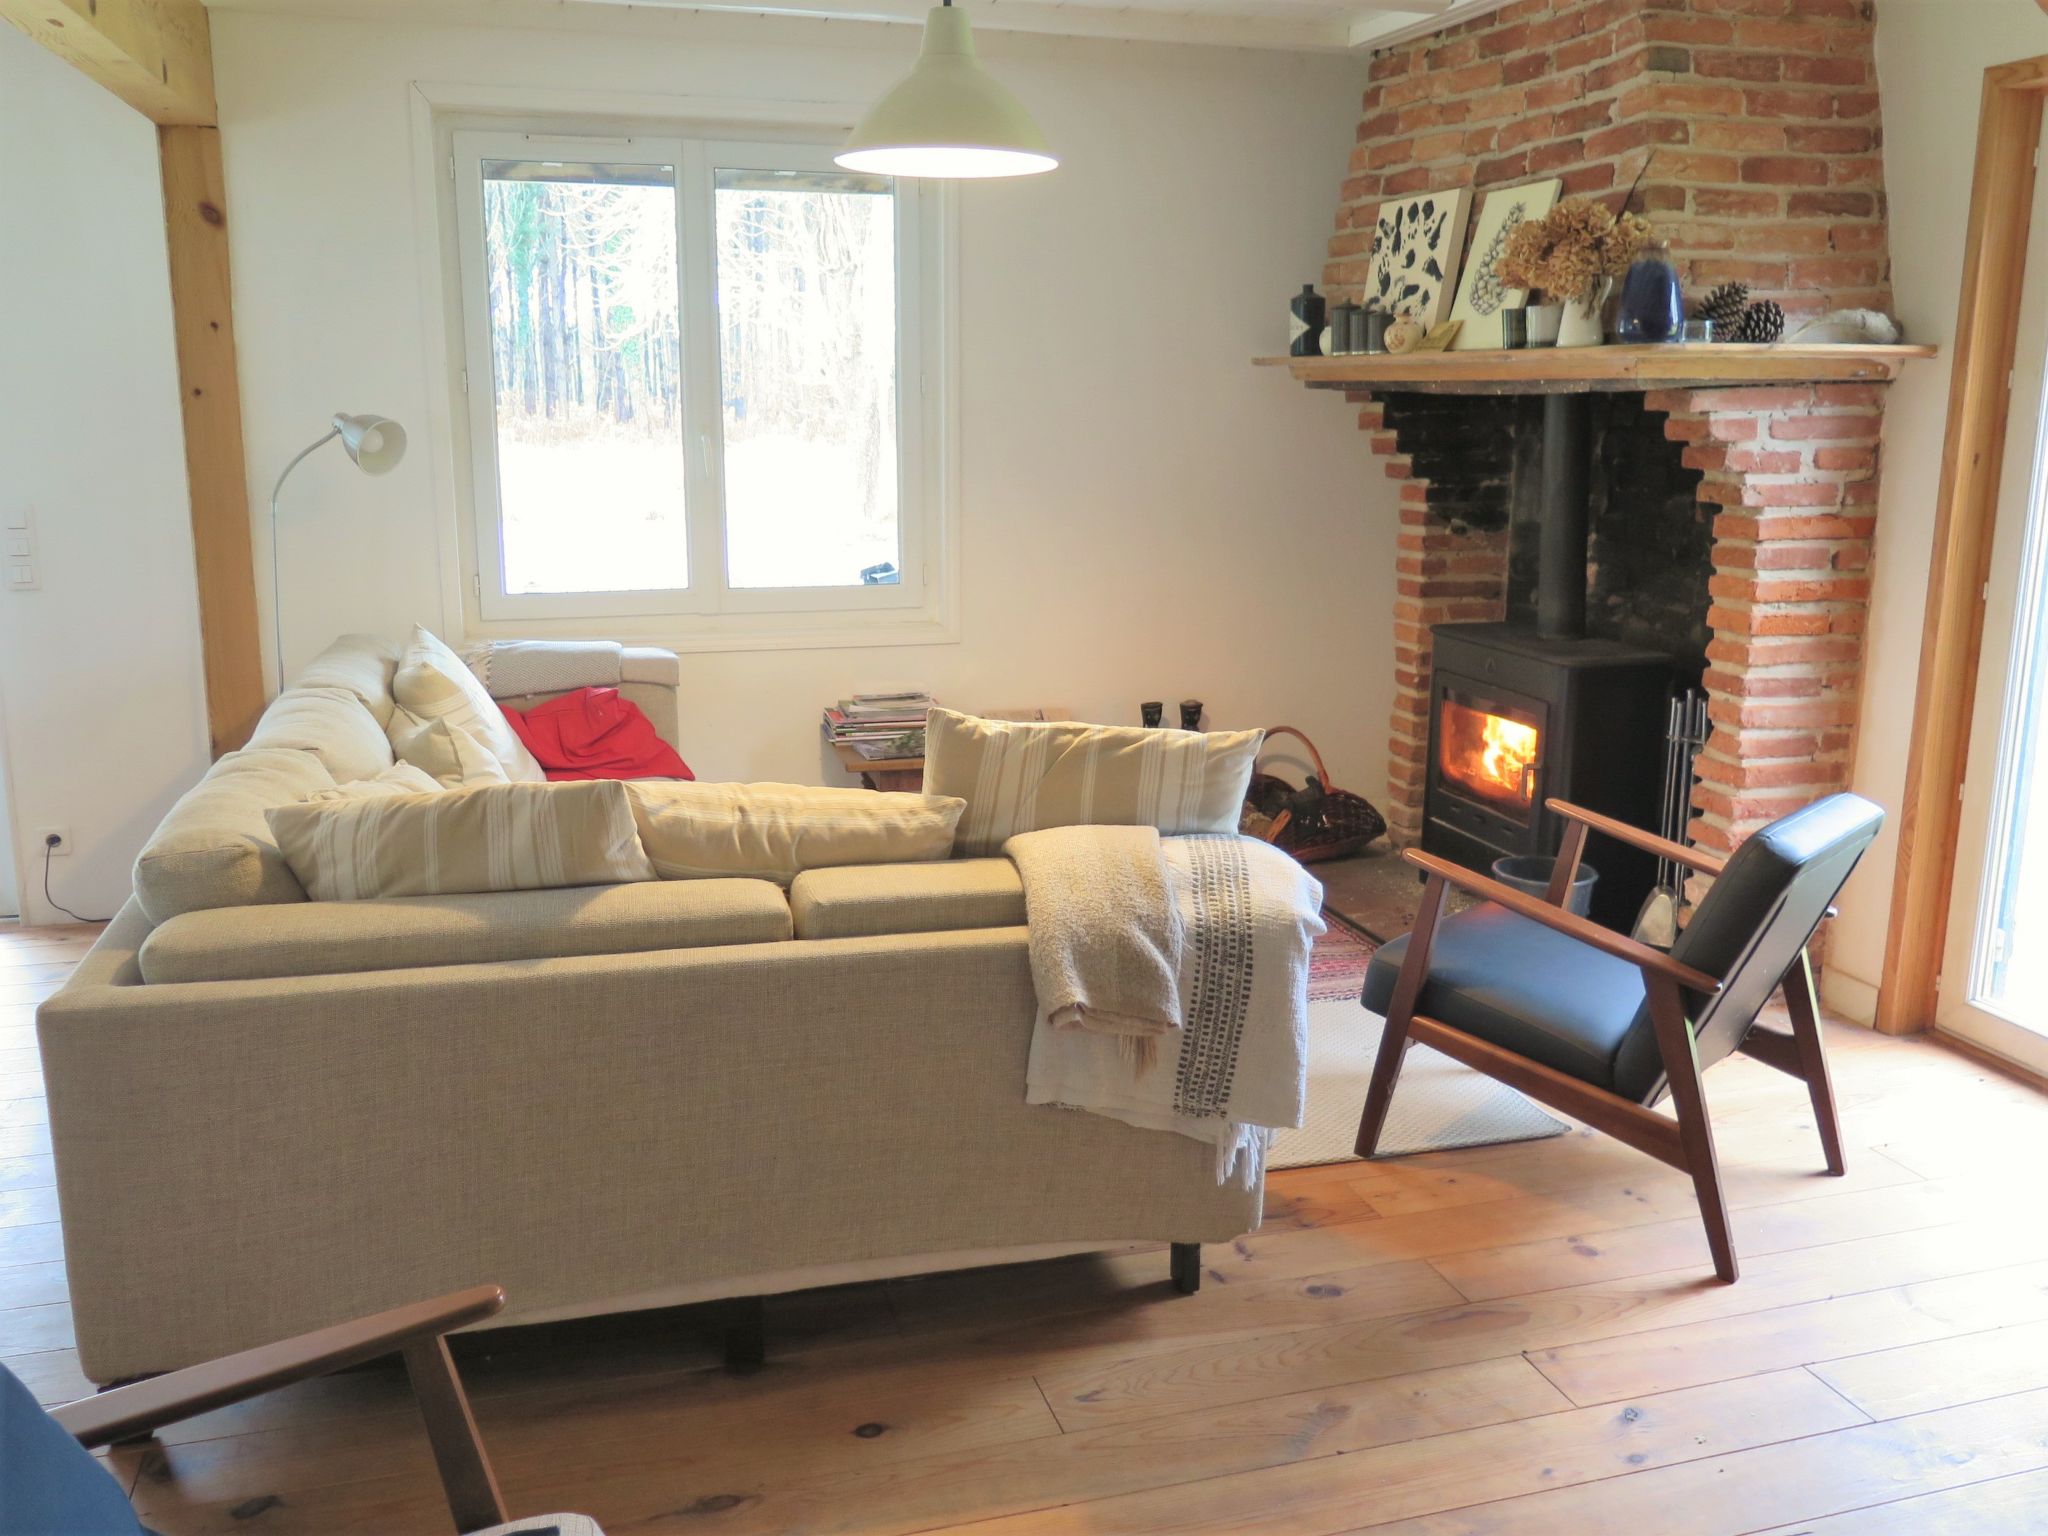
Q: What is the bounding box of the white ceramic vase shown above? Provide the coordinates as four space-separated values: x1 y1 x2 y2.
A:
1557 279 1612 348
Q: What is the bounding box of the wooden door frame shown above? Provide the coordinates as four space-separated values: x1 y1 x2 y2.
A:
1878 54 2048 1035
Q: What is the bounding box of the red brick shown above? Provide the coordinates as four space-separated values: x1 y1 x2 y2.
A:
1693 49 1784 81
1742 155 1831 186
1693 187 1784 217
1768 413 1882 442
1741 480 1846 508
1784 54 1869 85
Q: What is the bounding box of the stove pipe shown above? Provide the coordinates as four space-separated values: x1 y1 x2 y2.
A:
1536 392 1592 640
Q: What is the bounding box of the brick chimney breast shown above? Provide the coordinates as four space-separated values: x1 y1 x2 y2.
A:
1329 0 1892 861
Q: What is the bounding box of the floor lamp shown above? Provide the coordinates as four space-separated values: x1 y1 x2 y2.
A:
268 413 407 693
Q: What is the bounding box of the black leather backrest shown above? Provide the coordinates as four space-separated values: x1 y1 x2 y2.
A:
1669 792 1885 1074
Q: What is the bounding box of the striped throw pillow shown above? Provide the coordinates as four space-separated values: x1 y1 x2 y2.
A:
924 707 1263 857
626 781 965 884
266 779 654 901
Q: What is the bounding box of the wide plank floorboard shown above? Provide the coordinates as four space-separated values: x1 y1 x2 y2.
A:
6 921 2048 1534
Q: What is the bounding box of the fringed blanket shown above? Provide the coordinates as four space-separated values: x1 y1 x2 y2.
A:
1006 827 1326 1186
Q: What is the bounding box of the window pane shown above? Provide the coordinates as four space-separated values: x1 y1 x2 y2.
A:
714 167 900 589
482 158 686 594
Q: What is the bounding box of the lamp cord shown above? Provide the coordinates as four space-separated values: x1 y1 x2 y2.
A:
268 427 341 694
42 841 109 926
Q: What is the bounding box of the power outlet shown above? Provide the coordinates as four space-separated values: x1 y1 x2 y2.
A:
35 827 72 858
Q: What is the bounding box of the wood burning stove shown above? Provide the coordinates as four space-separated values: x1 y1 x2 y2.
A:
1421 395 1676 930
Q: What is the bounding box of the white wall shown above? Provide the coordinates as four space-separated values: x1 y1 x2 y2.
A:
0 27 212 926
208 6 1393 794
1824 0 2048 1019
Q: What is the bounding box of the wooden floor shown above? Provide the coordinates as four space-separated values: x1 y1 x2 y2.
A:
9 921 2048 1534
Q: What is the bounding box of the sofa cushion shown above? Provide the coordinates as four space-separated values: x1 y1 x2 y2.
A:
132 748 335 923
925 707 1263 857
391 712 513 789
790 859 1025 939
137 879 790 983
267 780 653 902
290 633 401 729
245 685 396 784
626 781 964 885
393 625 545 782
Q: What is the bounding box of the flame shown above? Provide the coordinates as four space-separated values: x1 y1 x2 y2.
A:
1478 713 1539 796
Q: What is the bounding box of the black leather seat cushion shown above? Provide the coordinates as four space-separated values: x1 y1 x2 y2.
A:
1361 902 1661 1098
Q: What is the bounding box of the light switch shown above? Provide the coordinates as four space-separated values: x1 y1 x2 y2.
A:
5 535 28 558
8 563 37 589
3 506 27 531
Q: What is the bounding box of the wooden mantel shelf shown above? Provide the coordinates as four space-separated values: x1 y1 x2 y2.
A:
1252 342 1937 395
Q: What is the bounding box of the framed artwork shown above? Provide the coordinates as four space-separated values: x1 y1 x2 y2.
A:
1447 178 1563 350
1363 187 1474 330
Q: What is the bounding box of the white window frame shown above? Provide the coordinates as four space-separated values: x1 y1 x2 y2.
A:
443 121 951 646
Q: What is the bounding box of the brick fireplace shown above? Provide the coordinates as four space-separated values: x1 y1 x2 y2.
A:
1322 0 1893 869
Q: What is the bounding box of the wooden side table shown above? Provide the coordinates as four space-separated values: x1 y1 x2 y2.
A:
829 739 924 792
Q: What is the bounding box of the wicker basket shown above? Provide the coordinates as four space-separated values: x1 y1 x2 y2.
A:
1245 725 1387 865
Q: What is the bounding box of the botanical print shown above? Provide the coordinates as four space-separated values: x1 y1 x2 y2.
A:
1448 179 1562 350
1364 187 1474 331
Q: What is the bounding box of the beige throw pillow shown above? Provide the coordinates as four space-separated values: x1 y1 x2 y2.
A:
390 712 513 789
266 779 655 902
306 763 445 802
925 707 1263 857
391 624 545 782
626 781 965 884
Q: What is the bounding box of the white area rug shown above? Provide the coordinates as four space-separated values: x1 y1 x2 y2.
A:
1271 997 1569 1169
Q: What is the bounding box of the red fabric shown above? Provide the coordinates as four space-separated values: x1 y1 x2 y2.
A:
501 687 693 782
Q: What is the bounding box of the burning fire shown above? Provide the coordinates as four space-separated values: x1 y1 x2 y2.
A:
1478 713 1539 798
1440 699 1541 810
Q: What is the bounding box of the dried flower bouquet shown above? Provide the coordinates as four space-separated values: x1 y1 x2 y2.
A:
1494 197 1653 307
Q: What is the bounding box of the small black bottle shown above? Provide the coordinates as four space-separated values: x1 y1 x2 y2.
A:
1289 284 1326 358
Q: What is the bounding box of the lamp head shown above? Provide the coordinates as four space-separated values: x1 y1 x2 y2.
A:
332 413 407 475
836 4 1057 180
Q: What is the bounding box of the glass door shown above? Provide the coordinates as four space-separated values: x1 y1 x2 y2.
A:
1940 117 2048 1075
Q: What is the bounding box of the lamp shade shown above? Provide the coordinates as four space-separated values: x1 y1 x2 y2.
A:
836 6 1057 179
332 413 407 475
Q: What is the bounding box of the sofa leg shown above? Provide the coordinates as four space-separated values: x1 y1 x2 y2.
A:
721 1295 765 1374
1170 1243 1202 1295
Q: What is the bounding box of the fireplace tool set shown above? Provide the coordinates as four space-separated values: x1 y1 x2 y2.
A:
1634 688 1710 949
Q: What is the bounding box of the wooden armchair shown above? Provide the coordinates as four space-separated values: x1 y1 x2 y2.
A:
1355 793 1885 1283
6 1285 597 1535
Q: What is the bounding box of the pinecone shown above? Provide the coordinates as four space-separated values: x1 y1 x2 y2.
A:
1694 281 1750 331
1732 299 1785 344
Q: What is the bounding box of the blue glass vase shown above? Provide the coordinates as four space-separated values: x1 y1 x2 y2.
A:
1615 241 1684 344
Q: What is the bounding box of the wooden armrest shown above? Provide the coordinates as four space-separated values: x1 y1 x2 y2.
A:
1401 848 1724 995
53 1285 505 1449
1546 798 1727 876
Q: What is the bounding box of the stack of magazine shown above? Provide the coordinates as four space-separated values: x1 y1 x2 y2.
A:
823 691 935 760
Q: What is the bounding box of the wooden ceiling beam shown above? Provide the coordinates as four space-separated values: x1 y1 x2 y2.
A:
0 0 215 125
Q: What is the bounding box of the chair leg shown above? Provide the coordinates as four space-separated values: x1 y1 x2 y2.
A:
400 1335 508 1535
1170 1242 1202 1295
1781 948 1847 1177
1646 976 1738 1283
1356 873 1449 1159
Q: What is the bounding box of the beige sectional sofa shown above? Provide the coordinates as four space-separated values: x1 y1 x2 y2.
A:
39 636 1259 1385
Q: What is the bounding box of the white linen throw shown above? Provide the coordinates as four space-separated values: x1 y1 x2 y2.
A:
1009 829 1326 1186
